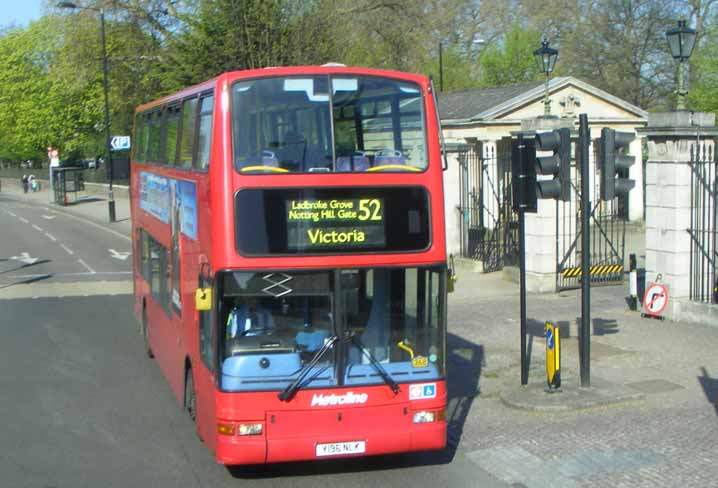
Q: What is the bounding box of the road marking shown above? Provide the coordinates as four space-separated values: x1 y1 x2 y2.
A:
0 280 133 299
2 271 132 279
10 252 39 265
109 248 131 260
41 214 56 220
2 194 131 242
45 233 57 242
7 211 16 217
77 259 96 274
32 224 43 232
59 243 74 255
19 217 29 223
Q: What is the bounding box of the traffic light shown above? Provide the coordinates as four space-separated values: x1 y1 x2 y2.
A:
511 134 537 213
599 128 635 200
535 128 571 201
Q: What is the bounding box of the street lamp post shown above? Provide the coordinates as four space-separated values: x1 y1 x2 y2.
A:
439 42 443 92
533 35 558 117
57 1 116 222
666 20 698 111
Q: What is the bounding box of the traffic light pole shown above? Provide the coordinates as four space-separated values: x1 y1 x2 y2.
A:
519 205 528 385
579 114 591 388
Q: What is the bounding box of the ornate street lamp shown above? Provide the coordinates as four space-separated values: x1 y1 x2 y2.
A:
666 20 698 111
533 35 558 117
57 1 116 222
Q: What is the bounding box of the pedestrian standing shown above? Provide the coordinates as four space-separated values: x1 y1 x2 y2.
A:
21 174 28 193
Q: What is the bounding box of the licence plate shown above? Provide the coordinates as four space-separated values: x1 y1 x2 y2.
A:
315 441 366 457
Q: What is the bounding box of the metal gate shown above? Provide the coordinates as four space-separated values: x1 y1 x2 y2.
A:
458 138 518 272
556 137 626 290
688 142 717 304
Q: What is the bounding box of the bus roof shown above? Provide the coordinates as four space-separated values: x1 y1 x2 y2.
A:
135 66 431 114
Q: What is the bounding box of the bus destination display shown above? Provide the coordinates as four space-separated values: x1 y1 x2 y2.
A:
286 198 385 250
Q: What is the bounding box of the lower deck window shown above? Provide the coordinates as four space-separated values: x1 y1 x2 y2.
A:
217 266 445 392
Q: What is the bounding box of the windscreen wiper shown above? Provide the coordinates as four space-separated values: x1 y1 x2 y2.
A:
278 335 338 402
350 335 400 394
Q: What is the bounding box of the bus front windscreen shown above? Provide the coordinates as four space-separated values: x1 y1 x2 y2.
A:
219 267 445 393
231 75 427 173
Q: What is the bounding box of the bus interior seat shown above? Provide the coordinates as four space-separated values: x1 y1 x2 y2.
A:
261 150 279 167
337 151 370 172
374 149 405 166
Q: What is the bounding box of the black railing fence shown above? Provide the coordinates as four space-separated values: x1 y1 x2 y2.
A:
457 139 517 272
689 142 718 304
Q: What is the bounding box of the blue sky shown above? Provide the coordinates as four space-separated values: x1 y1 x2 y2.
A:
2 0 44 28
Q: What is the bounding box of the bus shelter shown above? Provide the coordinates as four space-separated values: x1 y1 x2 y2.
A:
53 167 85 206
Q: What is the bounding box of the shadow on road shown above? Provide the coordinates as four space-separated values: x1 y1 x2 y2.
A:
0 259 52 276
227 332 486 479
0 273 52 289
698 367 718 415
593 317 620 336
65 196 104 205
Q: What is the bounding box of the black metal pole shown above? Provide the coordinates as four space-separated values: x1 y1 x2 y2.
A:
579 114 591 387
516 133 528 385
439 42 443 92
519 205 528 385
100 10 115 223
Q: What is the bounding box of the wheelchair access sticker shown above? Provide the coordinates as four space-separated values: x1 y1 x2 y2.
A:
409 383 437 400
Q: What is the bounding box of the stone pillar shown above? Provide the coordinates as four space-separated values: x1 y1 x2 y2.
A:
638 111 718 321
442 143 467 257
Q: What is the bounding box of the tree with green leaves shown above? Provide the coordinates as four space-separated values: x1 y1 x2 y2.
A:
477 24 543 87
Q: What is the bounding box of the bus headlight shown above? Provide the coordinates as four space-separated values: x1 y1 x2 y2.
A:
238 423 263 436
412 411 436 423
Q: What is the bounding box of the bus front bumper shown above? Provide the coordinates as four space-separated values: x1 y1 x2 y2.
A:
215 420 446 465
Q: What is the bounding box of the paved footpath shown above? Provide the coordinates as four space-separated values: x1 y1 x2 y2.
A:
2 181 717 486
0 179 132 234
448 264 718 487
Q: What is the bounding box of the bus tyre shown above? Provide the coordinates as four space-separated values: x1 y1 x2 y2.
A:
142 306 153 358
185 368 197 423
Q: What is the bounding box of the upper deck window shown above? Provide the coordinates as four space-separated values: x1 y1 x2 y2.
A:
231 76 427 174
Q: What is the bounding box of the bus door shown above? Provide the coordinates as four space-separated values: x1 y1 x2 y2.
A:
194 275 217 449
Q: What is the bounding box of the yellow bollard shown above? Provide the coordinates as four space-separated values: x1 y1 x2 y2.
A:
545 321 561 392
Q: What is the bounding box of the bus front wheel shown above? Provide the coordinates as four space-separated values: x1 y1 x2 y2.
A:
185 368 197 423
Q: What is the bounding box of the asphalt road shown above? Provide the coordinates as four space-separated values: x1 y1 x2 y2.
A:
0 194 132 290
0 194 507 487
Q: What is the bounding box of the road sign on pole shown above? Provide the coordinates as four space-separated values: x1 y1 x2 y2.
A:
643 282 669 317
110 136 131 151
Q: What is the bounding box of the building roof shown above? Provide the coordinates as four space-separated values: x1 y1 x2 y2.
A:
437 76 647 123
438 80 544 121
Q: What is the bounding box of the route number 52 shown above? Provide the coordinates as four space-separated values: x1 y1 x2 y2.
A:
358 199 382 221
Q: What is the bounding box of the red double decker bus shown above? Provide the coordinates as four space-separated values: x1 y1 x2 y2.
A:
130 65 449 465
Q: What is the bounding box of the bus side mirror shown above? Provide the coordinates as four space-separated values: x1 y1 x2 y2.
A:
195 288 213 311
